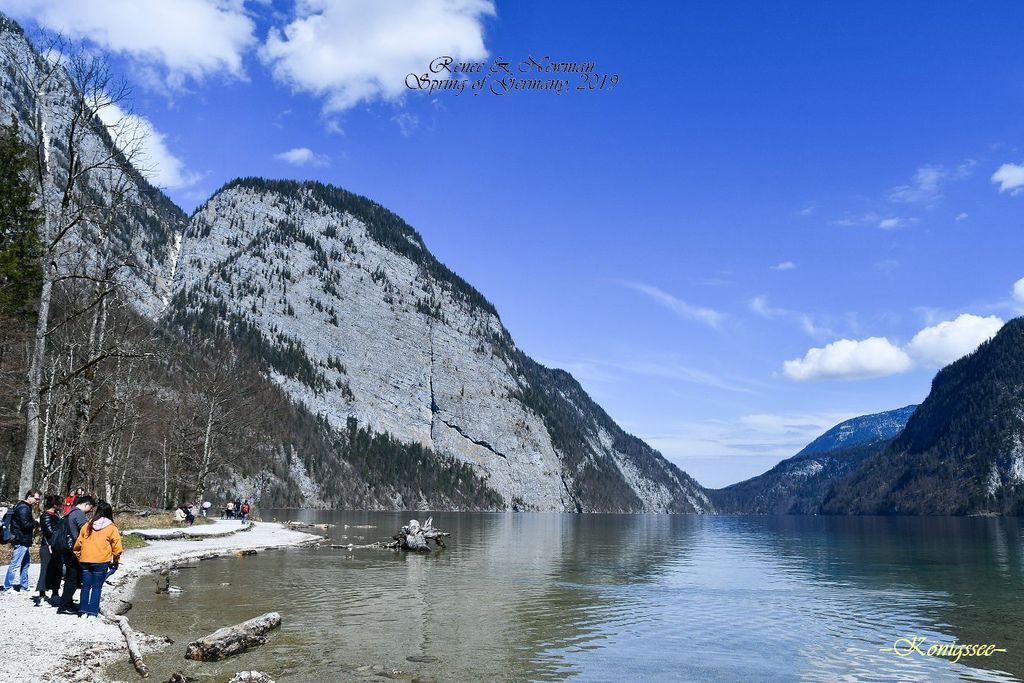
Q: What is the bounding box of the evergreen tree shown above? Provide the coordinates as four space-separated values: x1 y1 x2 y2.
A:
0 117 42 316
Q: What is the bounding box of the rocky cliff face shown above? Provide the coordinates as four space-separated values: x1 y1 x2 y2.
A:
165 179 711 512
711 406 916 514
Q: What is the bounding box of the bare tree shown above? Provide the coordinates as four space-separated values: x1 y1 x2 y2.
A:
3 31 153 494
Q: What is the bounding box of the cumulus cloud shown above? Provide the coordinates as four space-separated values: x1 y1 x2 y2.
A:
771 261 796 271
955 212 969 222
783 337 912 381
1013 278 1024 310
904 314 1004 367
992 163 1024 195
2 0 257 87
783 313 1005 380
274 147 329 167
261 0 495 113
622 281 724 328
96 103 201 188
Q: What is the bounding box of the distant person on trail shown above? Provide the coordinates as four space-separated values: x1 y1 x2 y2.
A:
240 500 251 524
201 501 211 518
56 495 96 615
36 494 62 604
225 501 235 519
62 487 84 516
73 501 122 618
2 489 41 593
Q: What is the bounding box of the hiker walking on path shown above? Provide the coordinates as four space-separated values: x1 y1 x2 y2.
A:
35 494 62 604
240 500 251 524
2 489 41 592
56 495 95 615
73 501 123 618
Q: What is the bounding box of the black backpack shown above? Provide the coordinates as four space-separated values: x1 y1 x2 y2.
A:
49 513 74 552
0 508 14 544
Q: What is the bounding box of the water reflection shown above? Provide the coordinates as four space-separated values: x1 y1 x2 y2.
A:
108 513 1024 682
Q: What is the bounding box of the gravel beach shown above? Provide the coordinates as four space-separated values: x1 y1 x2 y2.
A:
0 520 319 682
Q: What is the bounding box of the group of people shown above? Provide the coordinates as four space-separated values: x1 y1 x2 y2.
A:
221 499 252 523
1 487 123 618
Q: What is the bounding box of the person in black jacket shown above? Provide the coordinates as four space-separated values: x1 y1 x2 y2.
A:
35 495 62 604
2 489 41 592
56 495 95 614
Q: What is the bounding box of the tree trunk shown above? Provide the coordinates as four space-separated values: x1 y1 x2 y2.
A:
184 612 282 661
20 270 52 494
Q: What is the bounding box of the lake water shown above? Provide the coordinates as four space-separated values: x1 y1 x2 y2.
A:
108 512 1024 682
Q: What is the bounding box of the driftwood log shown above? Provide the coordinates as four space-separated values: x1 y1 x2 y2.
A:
387 517 449 551
184 612 282 661
101 607 151 677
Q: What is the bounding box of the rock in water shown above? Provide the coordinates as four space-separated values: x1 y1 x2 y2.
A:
229 673 275 683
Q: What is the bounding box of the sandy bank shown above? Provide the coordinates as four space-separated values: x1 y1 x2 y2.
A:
0 520 319 682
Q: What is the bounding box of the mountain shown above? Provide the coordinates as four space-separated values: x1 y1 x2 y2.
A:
711 406 917 514
0 13 187 315
165 178 711 512
824 318 1024 515
0 15 711 512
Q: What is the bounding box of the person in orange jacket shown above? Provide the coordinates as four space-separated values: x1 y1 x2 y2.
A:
72 500 123 618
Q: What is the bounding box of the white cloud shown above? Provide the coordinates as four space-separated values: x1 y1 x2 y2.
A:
261 0 495 113
274 147 329 167
750 296 830 338
992 163 1024 195
2 0 257 87
887 161 974 204
904 314 1003 367
391 112 419 137
783 337 913 381
643 410 863 461
878 217 902 229
771 261 796 271
622 281 724 328
784 313 1005 380
96 102 201 188
1013 278 1024 310
955 212 969 222
888 165 947 204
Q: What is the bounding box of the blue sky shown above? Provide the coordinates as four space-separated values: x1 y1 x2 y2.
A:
5 0 1023 487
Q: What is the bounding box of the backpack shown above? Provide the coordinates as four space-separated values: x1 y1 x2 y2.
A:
241 504 250 514
49 513 74 552
0 508 14 544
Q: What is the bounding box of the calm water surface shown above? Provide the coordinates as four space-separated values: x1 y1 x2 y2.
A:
108 513 1024 682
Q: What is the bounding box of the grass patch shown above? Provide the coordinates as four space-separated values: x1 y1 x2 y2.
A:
121 534 149 550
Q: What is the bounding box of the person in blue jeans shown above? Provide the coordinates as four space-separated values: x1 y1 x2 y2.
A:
3 489 41 592
73 501 123 618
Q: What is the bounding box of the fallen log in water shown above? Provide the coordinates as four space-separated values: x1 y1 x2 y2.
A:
101 608 150 677
184 612 282 661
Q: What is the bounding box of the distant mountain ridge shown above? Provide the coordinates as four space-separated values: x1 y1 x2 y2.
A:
824 318 1024 515
711 406 917 514
798 405 918 457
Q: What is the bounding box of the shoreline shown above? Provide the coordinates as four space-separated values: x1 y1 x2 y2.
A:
0 521 320 683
